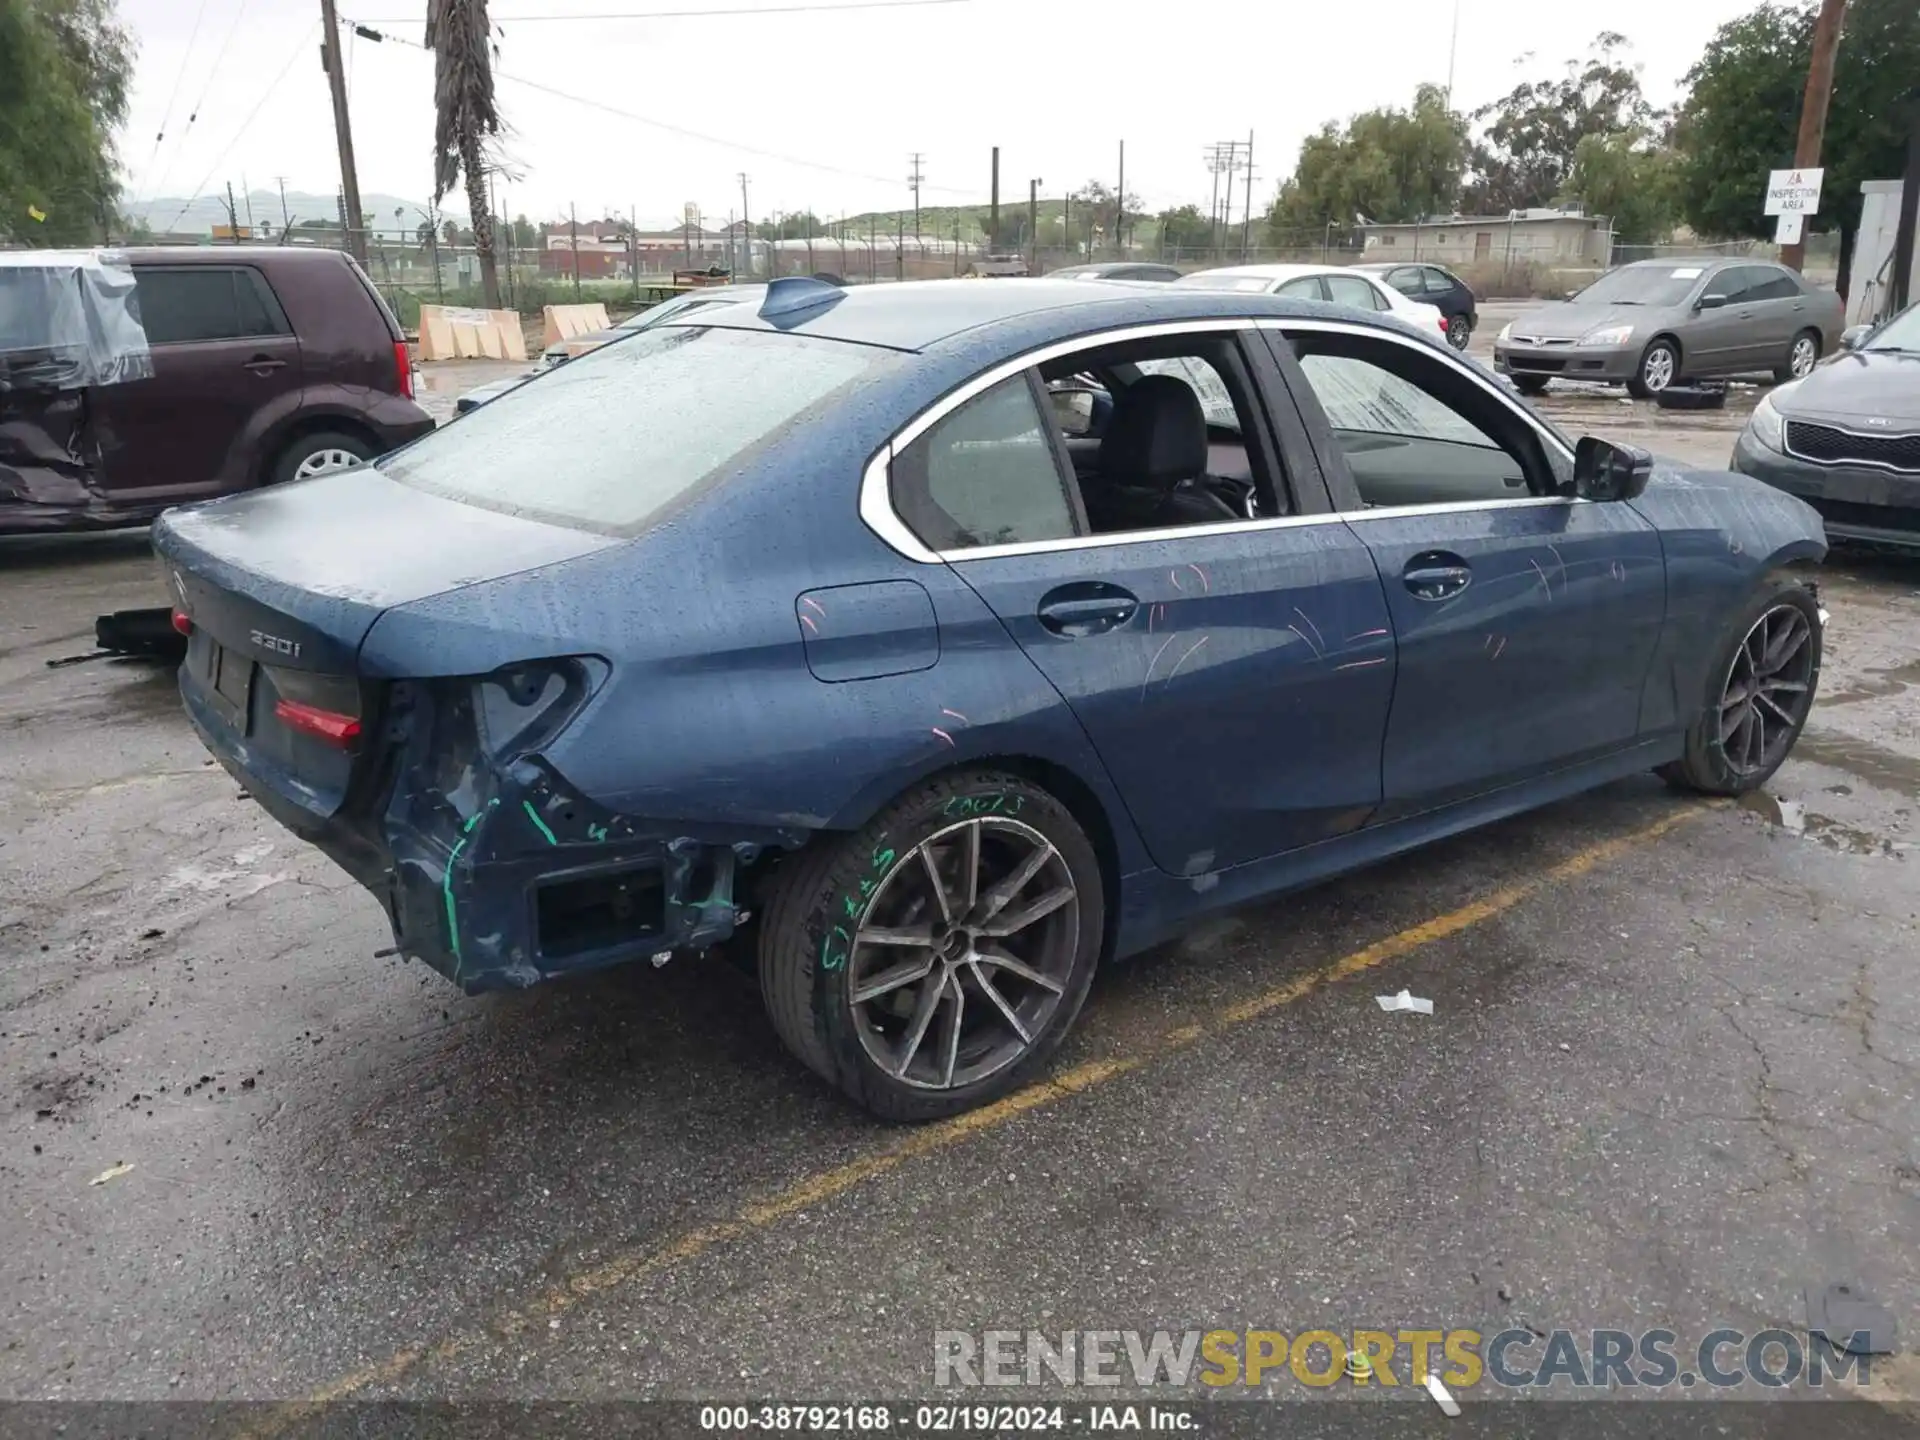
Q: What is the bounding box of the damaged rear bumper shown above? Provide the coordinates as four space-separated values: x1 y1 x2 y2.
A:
185 673 802 994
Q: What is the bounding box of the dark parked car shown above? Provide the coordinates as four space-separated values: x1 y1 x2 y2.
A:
0 245 431 534
155 277 1826 1119
1048 263 1184 283
1732 300 1920 549
1494 257 1846 399
1356 262 1478 350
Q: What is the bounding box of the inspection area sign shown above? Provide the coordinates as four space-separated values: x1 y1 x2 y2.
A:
1766 168 1824 216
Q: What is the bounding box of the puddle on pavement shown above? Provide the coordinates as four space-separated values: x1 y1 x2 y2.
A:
1793 730 1920 802
1821 657 1920 707
1737 790 1913 857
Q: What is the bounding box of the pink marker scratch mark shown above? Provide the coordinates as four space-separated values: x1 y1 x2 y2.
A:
1165 635 1210 684
1188 563 1210 593
930 727 955 747
1530 558 1554 600
1139 633 1179 702
801 596 827 617
1348 627 1389 641
1169 569 1186 593
940 708 969 724
1334 656 1388 671
1288 624 1321 657
798 614 818 634
1610 560 1627 583
1490 635 1507 661
1291 607 1325 651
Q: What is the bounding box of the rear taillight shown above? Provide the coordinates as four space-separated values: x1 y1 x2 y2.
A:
171 608 192 636
1438 315 1450 332
393 340 414 400
274 698 362 747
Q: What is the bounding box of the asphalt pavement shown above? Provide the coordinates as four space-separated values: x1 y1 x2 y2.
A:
3 324 1919 1421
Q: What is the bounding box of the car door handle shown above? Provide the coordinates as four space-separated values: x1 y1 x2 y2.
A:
243 355 287 374
1036 582 1138 638
1402 552 1472 601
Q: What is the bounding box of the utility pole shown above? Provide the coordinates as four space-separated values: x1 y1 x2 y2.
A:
222 182 241 242
1891 97 1920 314
1116 140 1125 258
1242 130 1255 260
242 174 257 234
1028 178 1040 272
990 146 1001 251
908 152 924 241
738 173 751 278
1780 0 1849 273
318 0 367 266
1444 0 1461 107
570 202 580 298
275 176 291 233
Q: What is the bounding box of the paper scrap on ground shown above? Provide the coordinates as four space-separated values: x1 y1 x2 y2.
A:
88 1162 135 1186
1376 989 1434 1015
1426 1374 1462 1416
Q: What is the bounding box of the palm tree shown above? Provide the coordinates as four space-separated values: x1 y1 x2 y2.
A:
425 0 501 308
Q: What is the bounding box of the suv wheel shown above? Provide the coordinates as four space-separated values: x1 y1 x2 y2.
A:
271 431 373 486
757 769 1105 1120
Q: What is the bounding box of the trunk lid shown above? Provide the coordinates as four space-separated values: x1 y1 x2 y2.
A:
154 464 618 824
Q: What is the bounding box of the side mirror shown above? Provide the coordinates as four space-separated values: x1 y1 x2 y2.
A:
1049 386 1099 437
1839 323 1872 351
1696 293 1728 311
1574 436 1654 502
1564 289 1580 301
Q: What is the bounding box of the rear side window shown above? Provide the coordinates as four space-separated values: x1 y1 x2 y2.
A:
891 375 1080 552
1747 268 1802 301
1324 273 1388 311
379 325 895 535
135 268 288 343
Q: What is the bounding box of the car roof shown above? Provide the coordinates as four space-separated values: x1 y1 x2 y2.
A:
665 276 1435 354
1354 260 1448 272
1178 263 1337 282
117 245 355 267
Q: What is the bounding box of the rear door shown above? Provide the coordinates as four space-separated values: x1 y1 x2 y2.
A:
96 265 303 505
1742 264 1809 366
1270 320 1667 817
884 321 1398 873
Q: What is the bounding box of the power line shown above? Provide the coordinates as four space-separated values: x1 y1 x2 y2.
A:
162 20 319 234
359 0 964 20
133 0 215 203
144 0 257 207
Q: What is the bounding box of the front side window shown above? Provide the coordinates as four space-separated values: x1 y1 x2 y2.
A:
891 376 1081 552
1292 341 1538 507
381 325 895 534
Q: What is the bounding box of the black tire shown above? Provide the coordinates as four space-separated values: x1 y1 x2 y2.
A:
1658 574 1821 796
1774 328 1821 385
757 769 1105 1121
1511 375 1550 396
1447 315 1473 351
1626 338 1680 400
268 430 374 486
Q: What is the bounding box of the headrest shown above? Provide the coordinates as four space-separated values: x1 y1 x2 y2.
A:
1096 373 1208 490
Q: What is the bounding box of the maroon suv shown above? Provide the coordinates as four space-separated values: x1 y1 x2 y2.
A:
0 246 433 534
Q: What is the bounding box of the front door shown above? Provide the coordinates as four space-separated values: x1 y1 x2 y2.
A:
1274 324 1667 818
95 264 303 507
882 329 1398 874
1687 265 1764 375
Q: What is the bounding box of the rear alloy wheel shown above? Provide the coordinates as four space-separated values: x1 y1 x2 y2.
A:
1659 576 1821 795
271 430 373 486
1775 328 1820 384
757 770 1104 1120
1447 315 1473 351
1627 339 1679 400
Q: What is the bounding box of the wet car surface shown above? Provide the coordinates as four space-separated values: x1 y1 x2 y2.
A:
3 297 1918 1409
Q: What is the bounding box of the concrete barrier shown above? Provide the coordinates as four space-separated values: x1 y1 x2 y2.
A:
417 305 528 362
541 303 612 349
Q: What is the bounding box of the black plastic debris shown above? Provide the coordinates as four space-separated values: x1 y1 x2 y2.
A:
95 607 187 662
1655 381 1729 411
1806 1282 1898 1355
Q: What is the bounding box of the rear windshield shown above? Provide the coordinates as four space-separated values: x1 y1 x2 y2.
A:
379 325 895 534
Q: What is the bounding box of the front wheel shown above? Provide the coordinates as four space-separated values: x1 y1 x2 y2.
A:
1626 339 1679 400
1658 575 1821 796
757 770 1105 1120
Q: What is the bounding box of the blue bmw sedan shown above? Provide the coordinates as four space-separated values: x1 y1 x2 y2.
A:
154 277 1827 1119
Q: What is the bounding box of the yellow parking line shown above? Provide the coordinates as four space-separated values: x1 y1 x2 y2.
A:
243 803 1705 1429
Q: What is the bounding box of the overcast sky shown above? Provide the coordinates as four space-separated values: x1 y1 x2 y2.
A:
115 0 1764 233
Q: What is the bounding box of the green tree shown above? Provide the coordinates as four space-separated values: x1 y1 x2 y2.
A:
1673 0 1918 290
426 0 503 307
1464 32 1659 214
1066 180 1142 248
1267 83 1469 237
756 211 824 240
1156 204 1212 251
1564 127 1680 242
510 213 538 247
0 0 135 245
